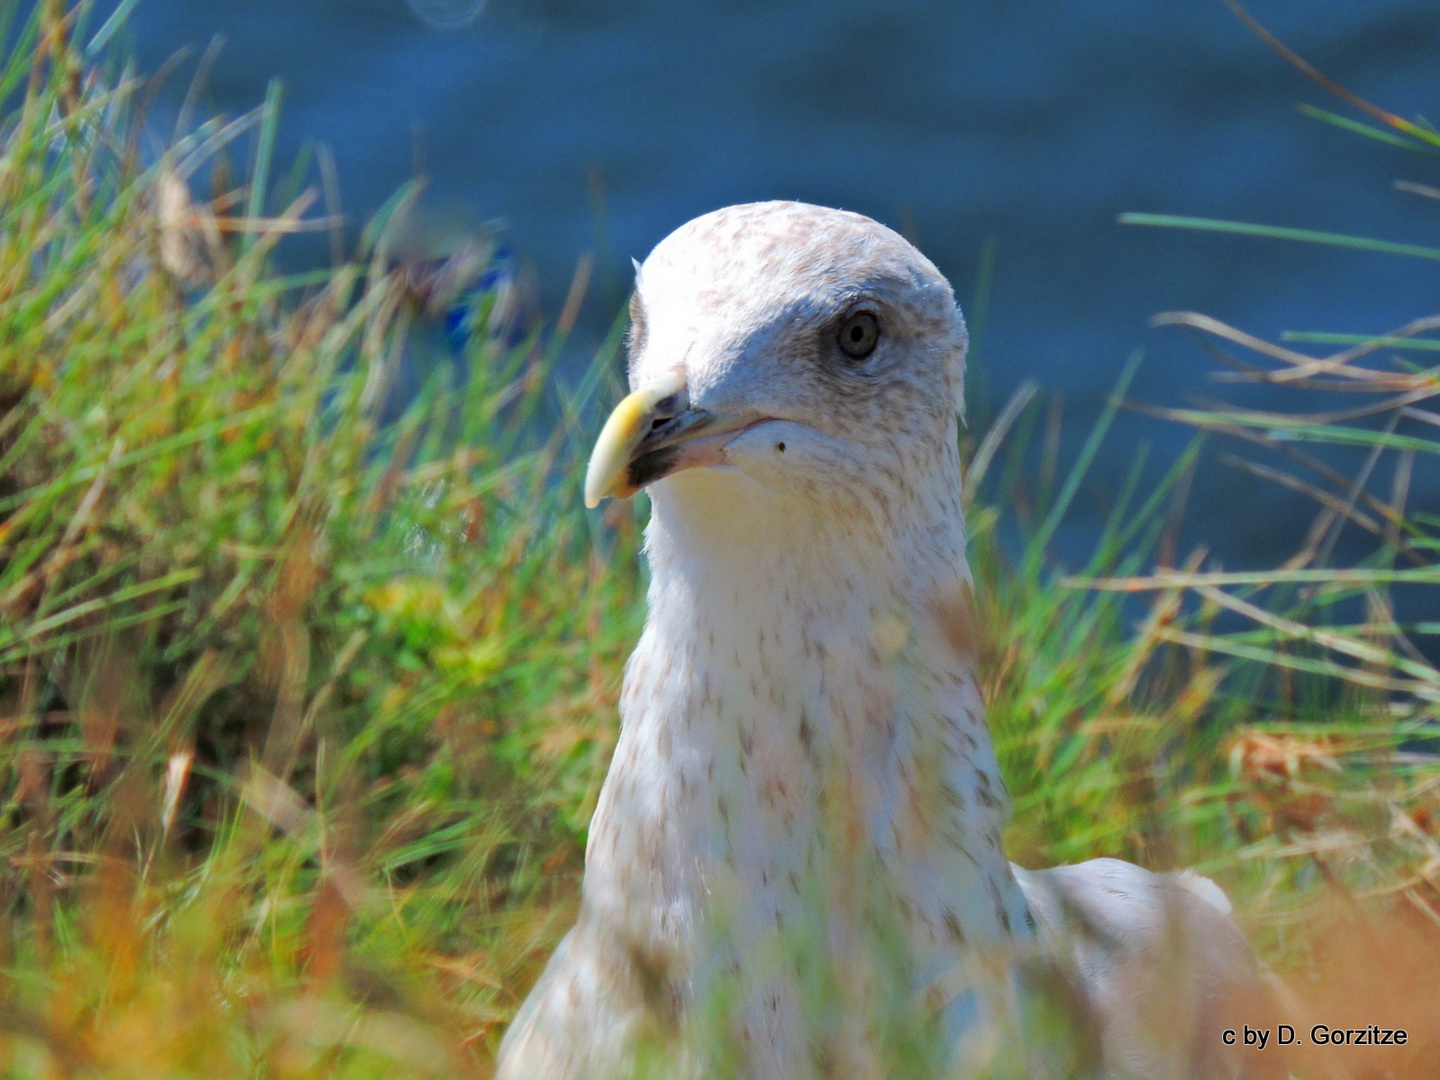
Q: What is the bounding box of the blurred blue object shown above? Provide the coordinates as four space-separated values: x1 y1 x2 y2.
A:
442 241 517 351
394 233 519 350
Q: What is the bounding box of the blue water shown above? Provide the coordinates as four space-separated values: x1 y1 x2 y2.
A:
98 0 1440 571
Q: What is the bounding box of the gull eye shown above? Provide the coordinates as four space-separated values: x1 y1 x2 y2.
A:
837 312 880 360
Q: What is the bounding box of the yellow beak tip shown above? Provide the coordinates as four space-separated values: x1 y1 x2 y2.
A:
583 368 688 510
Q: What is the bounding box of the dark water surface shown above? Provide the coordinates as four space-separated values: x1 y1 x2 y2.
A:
102 0 1439 568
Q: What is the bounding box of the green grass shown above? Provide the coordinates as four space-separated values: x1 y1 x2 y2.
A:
1 2 1437 1076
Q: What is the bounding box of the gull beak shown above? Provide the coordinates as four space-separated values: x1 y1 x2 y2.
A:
584 369 746 507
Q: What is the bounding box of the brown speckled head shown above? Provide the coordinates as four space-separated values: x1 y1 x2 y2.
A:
627 201 969 520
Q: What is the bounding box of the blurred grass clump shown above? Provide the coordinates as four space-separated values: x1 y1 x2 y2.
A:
0 0 1438 1076
0 1 642 1073
969 4 1440 1056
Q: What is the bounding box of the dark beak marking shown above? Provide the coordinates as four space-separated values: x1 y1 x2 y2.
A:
627 447 682 490
620 405 720 493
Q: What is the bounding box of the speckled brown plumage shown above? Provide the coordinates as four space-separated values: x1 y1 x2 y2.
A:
496 203 1274 1080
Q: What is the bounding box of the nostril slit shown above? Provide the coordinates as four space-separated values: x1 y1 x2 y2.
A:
776 442 786 453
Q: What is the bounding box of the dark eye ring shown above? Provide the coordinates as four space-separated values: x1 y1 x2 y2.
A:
837 311 880 360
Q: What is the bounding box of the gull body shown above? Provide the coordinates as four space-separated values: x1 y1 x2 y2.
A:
497 202 1272 1080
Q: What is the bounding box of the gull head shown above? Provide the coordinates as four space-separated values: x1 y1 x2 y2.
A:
585 201 969 530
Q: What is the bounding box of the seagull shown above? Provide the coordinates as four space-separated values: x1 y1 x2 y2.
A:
496 202 1279 1080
